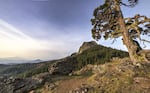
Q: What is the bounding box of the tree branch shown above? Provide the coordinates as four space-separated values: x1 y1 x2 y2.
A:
140 39 150 43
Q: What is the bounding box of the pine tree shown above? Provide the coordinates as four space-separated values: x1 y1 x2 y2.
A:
91 0 150 63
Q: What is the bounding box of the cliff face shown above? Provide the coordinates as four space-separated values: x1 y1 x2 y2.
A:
78 41 97 54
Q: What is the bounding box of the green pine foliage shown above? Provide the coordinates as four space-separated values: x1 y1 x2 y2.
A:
18 64 49 78
76 45 128 70
0 61 54 78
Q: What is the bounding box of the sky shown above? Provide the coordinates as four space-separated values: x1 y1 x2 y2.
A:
0 0 150 61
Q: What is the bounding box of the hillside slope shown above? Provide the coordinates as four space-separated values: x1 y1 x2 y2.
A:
0 41 128 78
32 58 150 93
0 41 130 93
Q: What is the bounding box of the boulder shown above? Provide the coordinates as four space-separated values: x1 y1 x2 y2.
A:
71 84 94 93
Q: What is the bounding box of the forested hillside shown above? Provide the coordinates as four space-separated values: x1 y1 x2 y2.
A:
0 42 128 78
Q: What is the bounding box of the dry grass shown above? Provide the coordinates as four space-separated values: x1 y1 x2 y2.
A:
53 77 88 93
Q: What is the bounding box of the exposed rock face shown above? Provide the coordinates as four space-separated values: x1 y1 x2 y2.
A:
78 41 97 54
32 72 51 83
48 57 77 75
0 73 51 93
0 77 42 93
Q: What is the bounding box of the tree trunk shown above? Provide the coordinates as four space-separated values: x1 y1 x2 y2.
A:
114 0 147 64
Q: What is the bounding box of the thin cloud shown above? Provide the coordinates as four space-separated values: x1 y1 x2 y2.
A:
0 19 49 59
0 19 86 60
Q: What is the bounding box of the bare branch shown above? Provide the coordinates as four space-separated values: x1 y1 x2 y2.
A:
140 39 150 43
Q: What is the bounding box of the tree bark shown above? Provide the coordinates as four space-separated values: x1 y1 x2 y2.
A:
114 0 147 64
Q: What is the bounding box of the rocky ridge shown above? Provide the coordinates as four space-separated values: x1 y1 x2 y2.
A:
78 41 97 54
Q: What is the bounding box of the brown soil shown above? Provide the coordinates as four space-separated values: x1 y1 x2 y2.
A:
54 77 88 93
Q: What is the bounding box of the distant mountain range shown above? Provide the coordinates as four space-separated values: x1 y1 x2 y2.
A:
0 57 43 64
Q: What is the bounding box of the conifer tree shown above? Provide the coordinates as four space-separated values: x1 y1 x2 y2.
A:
91 0 150 63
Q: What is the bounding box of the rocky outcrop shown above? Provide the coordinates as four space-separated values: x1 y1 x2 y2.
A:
71 84 94 93
78 41 97 54
48 57 77 75
0 73 51 93
0 77 42 93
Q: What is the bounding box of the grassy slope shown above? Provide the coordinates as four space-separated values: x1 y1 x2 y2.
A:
36 58 150 93
0 44 128 78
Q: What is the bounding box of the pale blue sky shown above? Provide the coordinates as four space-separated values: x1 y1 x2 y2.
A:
0 0 149 61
